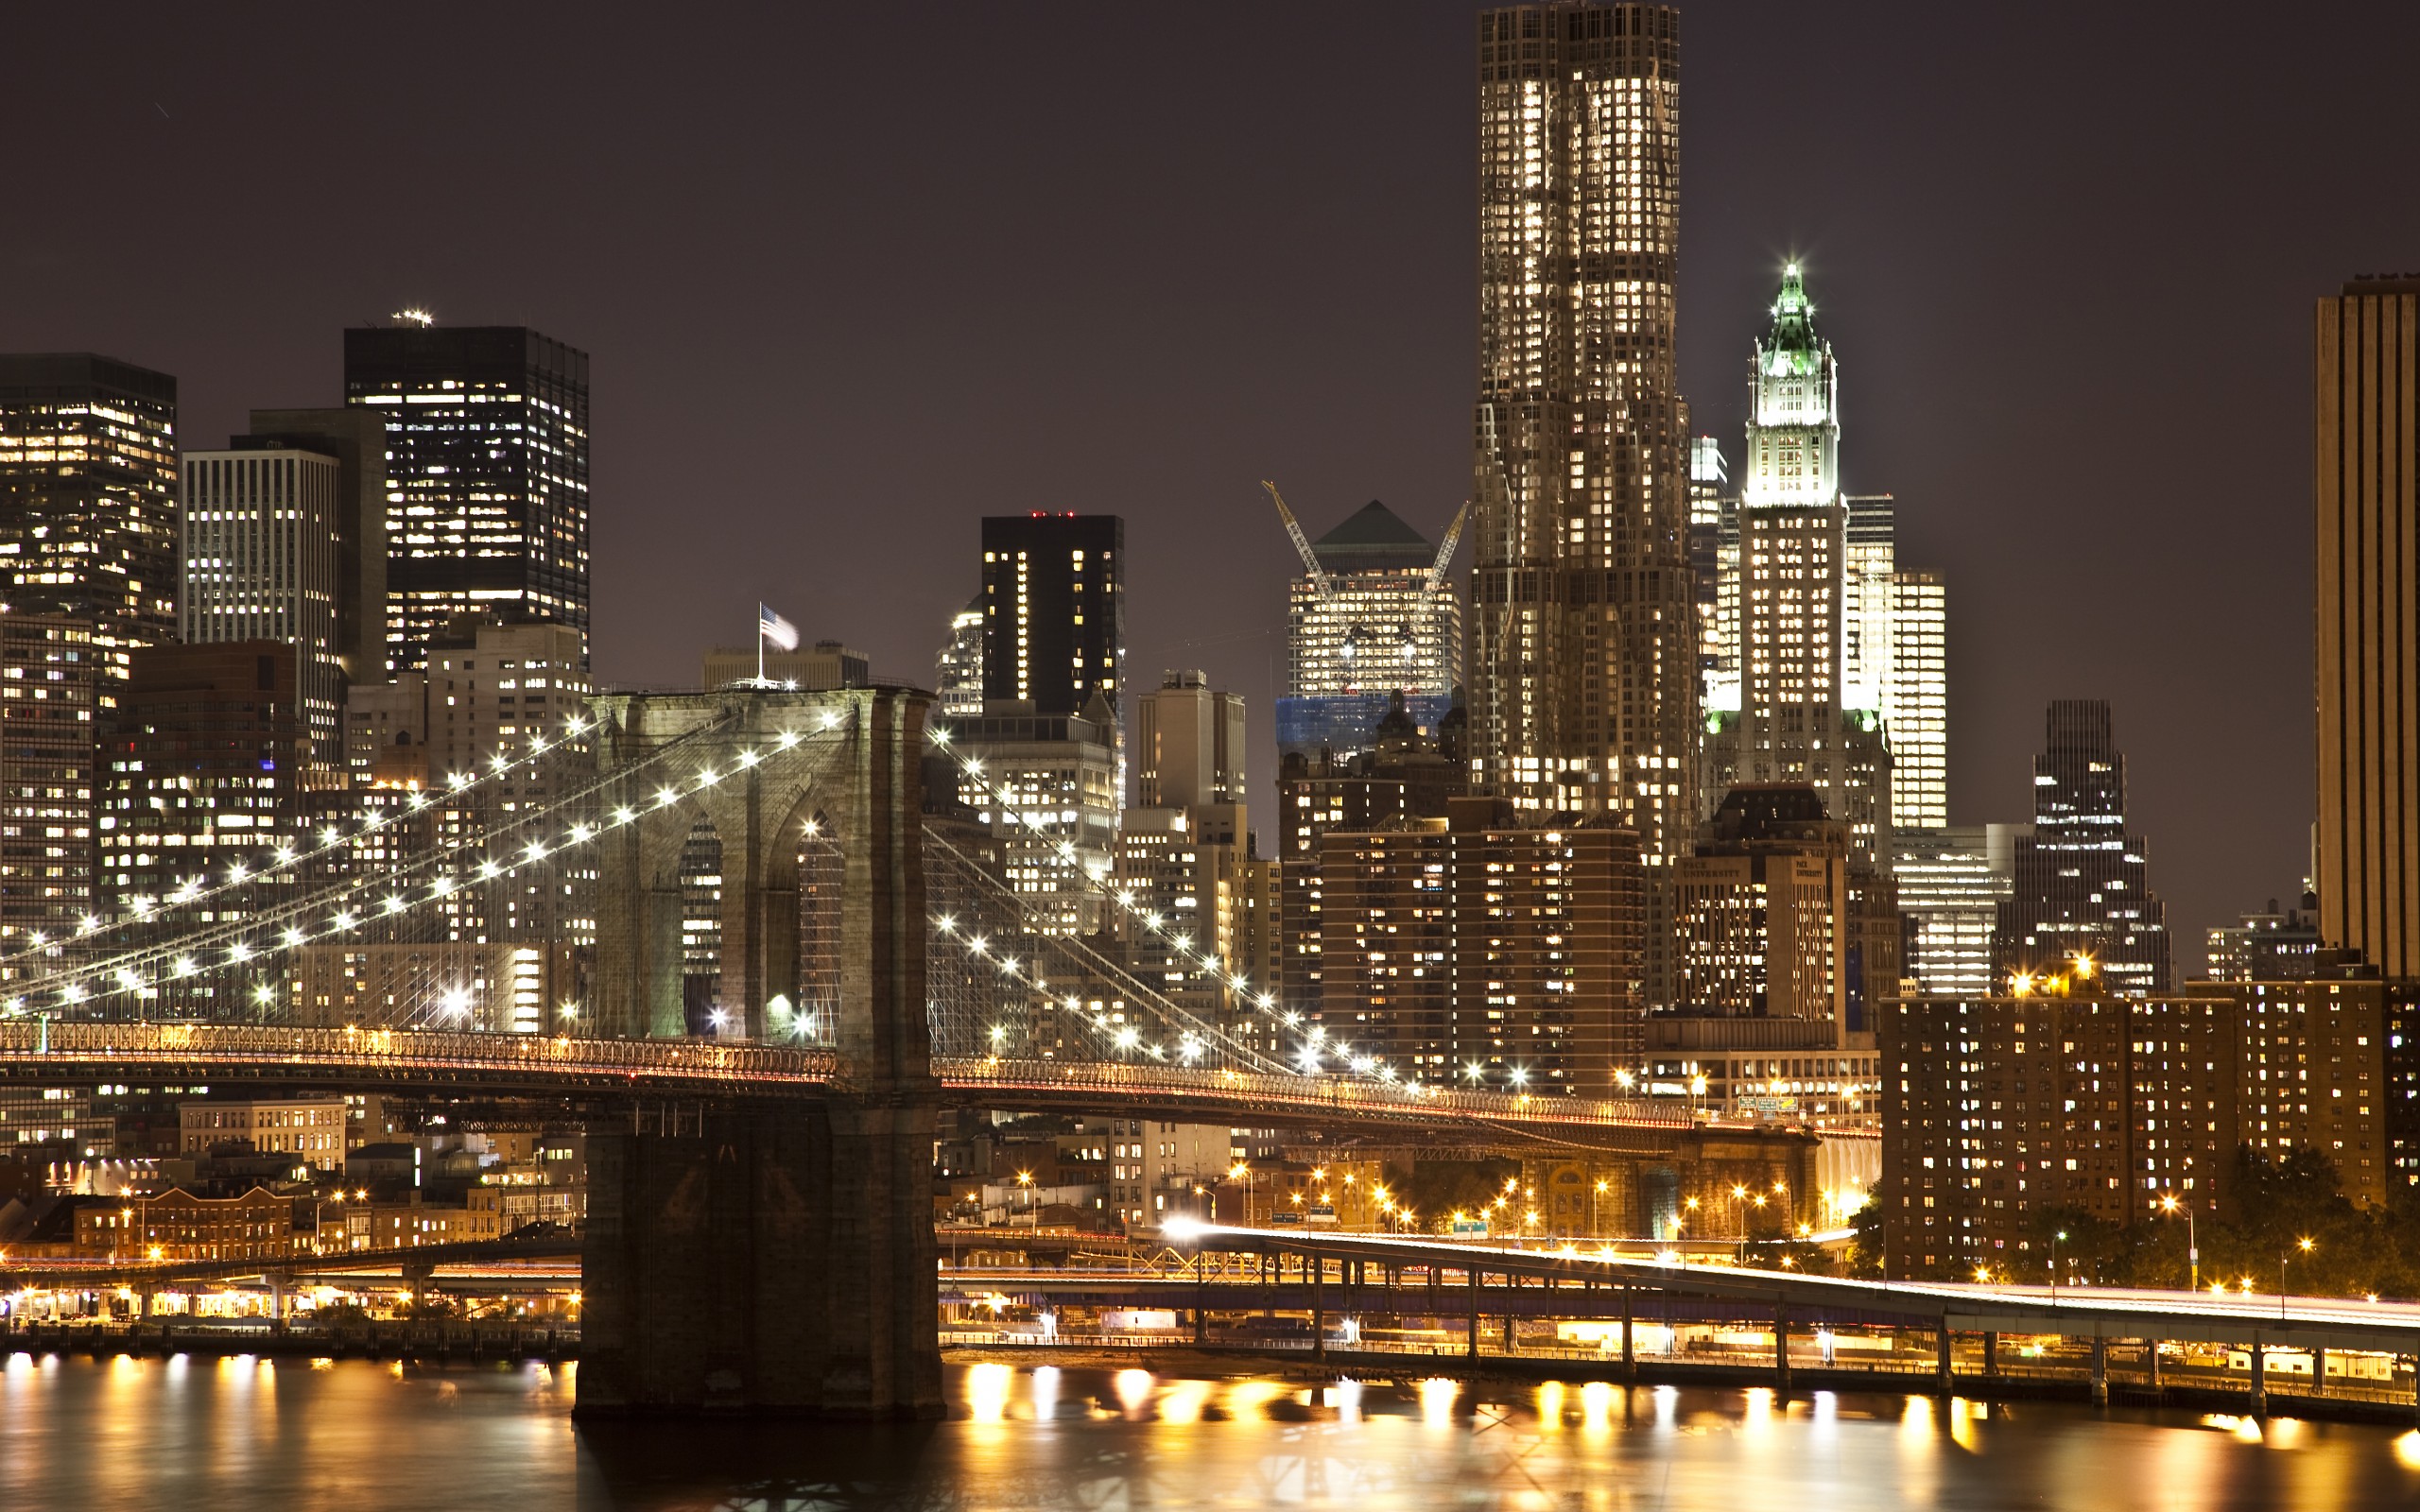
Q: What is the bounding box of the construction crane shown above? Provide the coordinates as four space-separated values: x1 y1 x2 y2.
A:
1261 480 1331 599
1417 500 1470 615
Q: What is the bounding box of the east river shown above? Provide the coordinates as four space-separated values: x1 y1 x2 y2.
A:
4 1353 2418 1509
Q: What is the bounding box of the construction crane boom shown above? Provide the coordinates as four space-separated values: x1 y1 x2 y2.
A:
1418 500 1469 612
1261 480 1331 598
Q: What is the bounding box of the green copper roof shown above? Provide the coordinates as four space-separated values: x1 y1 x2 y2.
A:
1763 263 1824 376
1312 500 1433 573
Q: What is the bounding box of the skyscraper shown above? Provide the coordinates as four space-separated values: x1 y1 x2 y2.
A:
1468 2 1693 862
0 353 179 679
934 594 985 715
2315 277 2420 978
343 323 589 674
1893 823 2024 997
1710 267 1893 863
0 612 99 984
1687 437 1732 714
181 411 388 772
1134 670 1245 810
98 642 308 929
1991 699 2172 994
979 514 1123 715
1273 495 1462 762
1885 569 1947 829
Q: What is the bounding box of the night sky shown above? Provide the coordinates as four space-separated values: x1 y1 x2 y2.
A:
10 3 2419 954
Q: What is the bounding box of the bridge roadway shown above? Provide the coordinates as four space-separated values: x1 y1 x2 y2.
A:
0 1023 1723 1146
949 1227 2420 1394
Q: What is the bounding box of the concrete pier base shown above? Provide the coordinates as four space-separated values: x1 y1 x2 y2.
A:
578 1099 942 1418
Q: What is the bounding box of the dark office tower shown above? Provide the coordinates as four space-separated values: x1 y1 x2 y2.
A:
2316 279 2420 978
979 513 1125 719
1991 700 2172 995
1470 3 1694 990
343 323 589 674
0 354 180 680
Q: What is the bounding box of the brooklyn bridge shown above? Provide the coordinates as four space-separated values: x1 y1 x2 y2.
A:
0 686 1824 1417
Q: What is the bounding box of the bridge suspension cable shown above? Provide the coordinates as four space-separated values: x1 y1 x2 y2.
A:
2 703 860 1021
925 725 1439 1104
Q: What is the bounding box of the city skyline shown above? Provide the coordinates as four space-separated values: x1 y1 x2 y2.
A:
9 6 2420 952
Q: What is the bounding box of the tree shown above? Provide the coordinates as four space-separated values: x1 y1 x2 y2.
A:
1846 1197 1885 1279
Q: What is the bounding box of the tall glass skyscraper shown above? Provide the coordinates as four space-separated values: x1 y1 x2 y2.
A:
1468 2 1692 860
0 353 177 977
0 353 180 679
2315 278 2420 979
343 323 589 673
1275 499 1461 761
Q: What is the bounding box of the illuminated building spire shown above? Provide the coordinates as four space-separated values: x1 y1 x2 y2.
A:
1744 263 1840 510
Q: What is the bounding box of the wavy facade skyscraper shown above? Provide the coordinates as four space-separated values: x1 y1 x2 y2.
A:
1469 1 1692 993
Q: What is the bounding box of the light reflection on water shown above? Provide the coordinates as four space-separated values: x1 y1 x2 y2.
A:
0 1353 2414 1509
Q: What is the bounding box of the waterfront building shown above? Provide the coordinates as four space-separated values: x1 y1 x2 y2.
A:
76 1186 294 1262
0 1086 108 1155
343 322 589 674
1880 973 2235 1280
1893 824 2026 998
1881 969 2415 1279
0 353 180 682
178 1096 347 1162
2315 277 2420 978
0 612 100 984
1316 799 1645 1095
1990 700 2172 994
1467 1 1693 873
1273 496 1461 762
181 411 389 768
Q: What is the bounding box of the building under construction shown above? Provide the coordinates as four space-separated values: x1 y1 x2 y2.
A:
1269 488 1464 762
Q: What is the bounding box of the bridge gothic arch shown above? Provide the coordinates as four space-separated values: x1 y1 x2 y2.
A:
589 686 928 1073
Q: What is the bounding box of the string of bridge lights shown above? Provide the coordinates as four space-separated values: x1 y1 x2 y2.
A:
3 709 858 1018
926 724 1439 1101
0 708 634 977
0 706 752 995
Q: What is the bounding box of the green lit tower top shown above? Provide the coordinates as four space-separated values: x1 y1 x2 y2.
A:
1743 265 1840 510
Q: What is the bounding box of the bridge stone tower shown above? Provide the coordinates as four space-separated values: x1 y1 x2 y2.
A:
577 686 942 1419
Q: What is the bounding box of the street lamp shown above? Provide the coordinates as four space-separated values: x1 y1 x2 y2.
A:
1593 1178 1608 1240
2158 1194 2199 1292
1228 1161 1253 1227
1015 1171 1034 1217
2280 1237 2313 1320
2049 1229 2067 1303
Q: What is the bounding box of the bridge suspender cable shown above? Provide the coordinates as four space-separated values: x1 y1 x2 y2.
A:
926 724 1438 1104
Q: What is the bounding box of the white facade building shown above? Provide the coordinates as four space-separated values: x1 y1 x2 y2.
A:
181 446 348 765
